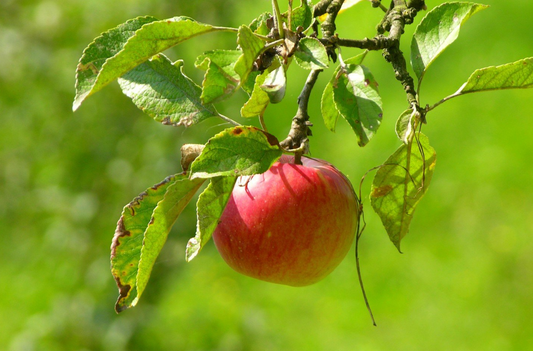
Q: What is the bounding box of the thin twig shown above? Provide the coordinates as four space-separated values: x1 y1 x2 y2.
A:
216 113 241 126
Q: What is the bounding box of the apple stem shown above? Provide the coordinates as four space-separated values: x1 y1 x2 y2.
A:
355 207 378 326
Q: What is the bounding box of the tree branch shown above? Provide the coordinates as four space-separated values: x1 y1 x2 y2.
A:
280 69 322 163
315 0 345 61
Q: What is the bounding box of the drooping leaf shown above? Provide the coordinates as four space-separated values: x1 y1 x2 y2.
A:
411 2 488 86
185 176 237 261
74 16 224 110
333 64 383 146
395 108 415 144
458 57 533 94
118 54 217 127
370 133 436 252
195 50 242 104
73 16 158 111
190 126 282 179
294 37 329 70
234 25 265 84
111 174 204 312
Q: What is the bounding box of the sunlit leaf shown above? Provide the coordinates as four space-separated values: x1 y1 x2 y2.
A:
73 16 158 111
111 174 204 312
118 54 217 127
370 133 436 252
185 176 237 261
411 2 488 86
458 57 533 94
294 37 329 70
333 64 383 146
190 126 282 179
73 16 222 110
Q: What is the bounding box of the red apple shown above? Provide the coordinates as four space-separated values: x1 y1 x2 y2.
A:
213 154 359 286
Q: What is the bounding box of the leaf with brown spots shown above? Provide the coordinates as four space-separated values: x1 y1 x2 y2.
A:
189 126 282 179
111 173 204 312
370 133 436 252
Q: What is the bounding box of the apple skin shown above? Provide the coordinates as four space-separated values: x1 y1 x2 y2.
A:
212 154 359 286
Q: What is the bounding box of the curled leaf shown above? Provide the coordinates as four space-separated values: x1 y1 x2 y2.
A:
111 174 204 312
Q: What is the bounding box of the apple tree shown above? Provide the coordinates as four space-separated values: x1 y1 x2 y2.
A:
73 0 533 323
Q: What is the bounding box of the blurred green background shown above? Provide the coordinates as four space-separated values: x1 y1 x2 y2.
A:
2 0 533 350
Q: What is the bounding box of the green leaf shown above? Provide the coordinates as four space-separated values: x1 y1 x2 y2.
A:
73 16 223 110
73 16 158 111
241 70 271 118
290 0 313 31
370 133 437 252
111 174 204 312
411 2 488 86
118 54 217 126
195 50 242 104
185 176 237 261
333 64 383 146
321 81 339 132
395 108 415 144
344 51 369 66
458 57 533 94
234 25 265 84
190 126 282 179
294 37 329 70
